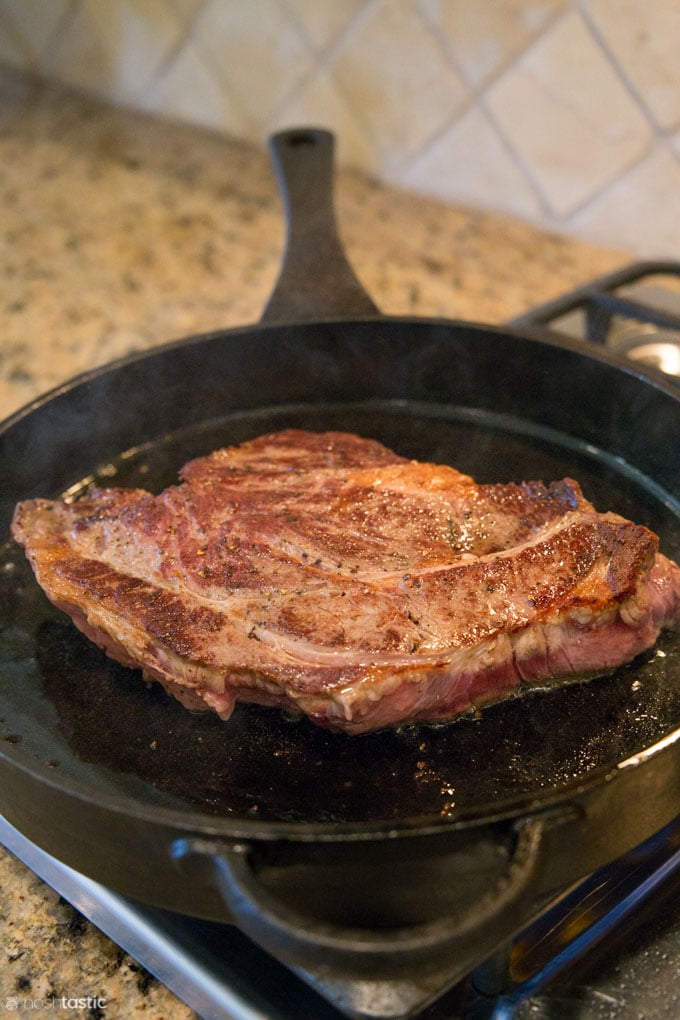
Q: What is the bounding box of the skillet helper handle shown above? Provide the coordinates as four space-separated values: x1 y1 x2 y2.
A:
261 127 380 323
173 816 548 979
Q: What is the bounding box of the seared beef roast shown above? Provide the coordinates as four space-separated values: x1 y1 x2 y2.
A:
11 430 680 734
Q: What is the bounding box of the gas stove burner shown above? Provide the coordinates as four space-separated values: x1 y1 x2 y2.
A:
609 326 680 378
3 812 680 1019
3 257 680 1020
511 260 680 384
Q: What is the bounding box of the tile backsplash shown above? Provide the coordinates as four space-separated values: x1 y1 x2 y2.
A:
2 0 679 257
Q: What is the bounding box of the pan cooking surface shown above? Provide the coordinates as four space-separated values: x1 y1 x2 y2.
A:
2 401 679 824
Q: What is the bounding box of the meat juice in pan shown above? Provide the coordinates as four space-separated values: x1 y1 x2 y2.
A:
12 430 679 730
3 404 680 824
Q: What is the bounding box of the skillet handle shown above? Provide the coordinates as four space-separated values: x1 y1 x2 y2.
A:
172 816 548 979
261 127 380 323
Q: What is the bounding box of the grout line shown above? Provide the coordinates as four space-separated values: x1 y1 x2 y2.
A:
295 0 382 68
576 0 675 140
10 0 678 256
381 0 473 179
419 0 569 103
392 104 469 182
576 0 680 228
310 0 398 170
561 136 680 232
169 0 261 139
412 0 470 92
133 0 212 99
482 95 554 217
272 0 379 147
0 13 34 70
247 0 344 135
278 0 343 60
406 1 572 218
541 2 662 225
259 0 322 136
476 5 658 226
36 0 82 69
387 0 474 180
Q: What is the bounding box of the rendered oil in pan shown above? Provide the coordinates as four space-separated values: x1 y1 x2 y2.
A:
4 129 680 1011
2 400 679 826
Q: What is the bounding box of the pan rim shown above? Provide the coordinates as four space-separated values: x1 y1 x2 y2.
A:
3 725 679 842
2 312 679 444
2 313 679 843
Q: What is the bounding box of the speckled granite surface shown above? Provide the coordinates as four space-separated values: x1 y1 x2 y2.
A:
0 66 630 1016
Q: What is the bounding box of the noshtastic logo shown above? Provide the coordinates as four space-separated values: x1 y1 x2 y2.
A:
3 997 107 1012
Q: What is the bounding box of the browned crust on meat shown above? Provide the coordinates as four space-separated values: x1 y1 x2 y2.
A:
10 429 680 733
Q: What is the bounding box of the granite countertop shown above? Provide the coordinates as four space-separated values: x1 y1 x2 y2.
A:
0 67 629 1016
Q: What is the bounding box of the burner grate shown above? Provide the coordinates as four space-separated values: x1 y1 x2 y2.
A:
510 260 680 380
3 261 680 1020
3 813 680 1020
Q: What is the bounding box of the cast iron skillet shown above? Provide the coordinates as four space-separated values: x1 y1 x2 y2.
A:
1 129 679 982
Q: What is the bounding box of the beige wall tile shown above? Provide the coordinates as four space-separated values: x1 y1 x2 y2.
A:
0 0 73 68
286 0 368 52
0 13 30 68
138 40 250 138
585 0 680 131
167 0 205 20
400 107 543 220
43 0 188 103
570 146 680 256
487 11 652 216
273 68 379 174
418 0 566 89
2 0 680 258
671 128 680 159
331 0 469 166
192 0 315 130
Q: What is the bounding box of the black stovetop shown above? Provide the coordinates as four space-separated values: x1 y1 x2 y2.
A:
3 262 680 1019
2 812 680 1020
